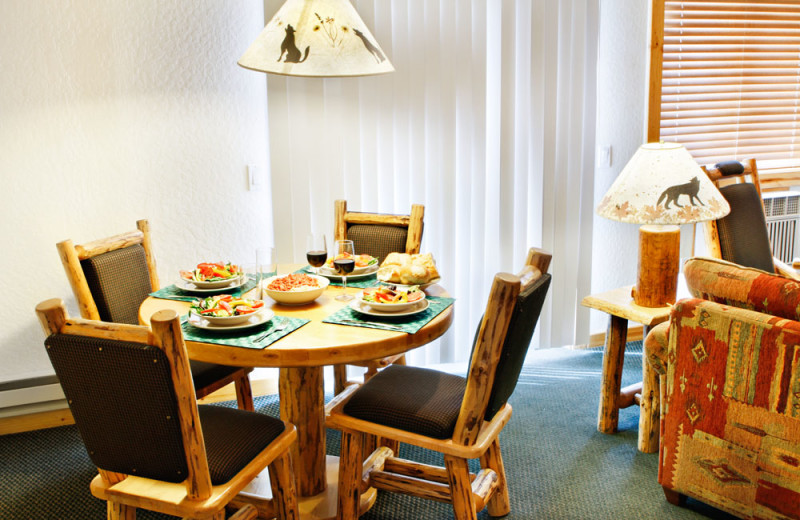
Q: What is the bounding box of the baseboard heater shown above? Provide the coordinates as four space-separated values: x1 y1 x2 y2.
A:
763 192 800 264
0 375 66 418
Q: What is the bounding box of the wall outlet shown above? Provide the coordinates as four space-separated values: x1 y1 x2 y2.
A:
247 165 264 191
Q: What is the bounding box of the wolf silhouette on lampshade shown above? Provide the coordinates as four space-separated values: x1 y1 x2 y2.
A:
239 0 394 77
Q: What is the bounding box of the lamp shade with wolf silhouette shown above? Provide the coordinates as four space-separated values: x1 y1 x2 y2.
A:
238 0 394 77
597 142 730 307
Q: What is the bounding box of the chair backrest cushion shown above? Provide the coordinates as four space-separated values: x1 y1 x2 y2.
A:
346 224 409 263
468 273 552 420
342 364 466 439
80 244 153 324
684 256 800 321
44 334 188 482
716 183 775 274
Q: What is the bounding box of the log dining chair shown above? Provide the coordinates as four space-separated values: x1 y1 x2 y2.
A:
701 158 800 280
56 219 255 410
332 200 425 395
35 299 299 520
327 248 552 520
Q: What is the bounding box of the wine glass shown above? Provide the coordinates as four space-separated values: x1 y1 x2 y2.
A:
333 240 355 302
306 233 328 274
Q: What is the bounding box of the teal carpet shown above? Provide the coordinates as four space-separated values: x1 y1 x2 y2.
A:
0 343 737 519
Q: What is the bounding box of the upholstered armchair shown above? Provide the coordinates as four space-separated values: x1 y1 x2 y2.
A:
645 257 800 519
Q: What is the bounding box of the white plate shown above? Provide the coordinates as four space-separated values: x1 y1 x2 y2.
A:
317 264 379 281
187 309 275 331
175 276 248 293
379 278 442 291
355 289 426 313
180 273 244 289
191 302 269 326
349 298 429 318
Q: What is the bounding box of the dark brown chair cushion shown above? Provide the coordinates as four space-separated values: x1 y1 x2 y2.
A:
199 404 286 485
343 365 466 439
716 183 775 274
45 334 188 482
45 334 285 485
80 244 152 325
483 273 551 419
346 224 408 263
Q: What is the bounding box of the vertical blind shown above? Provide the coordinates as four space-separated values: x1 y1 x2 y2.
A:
659 0 800 169
266 0 599 362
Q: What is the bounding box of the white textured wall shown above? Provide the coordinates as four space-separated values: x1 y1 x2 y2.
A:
0 2 272 382
591 0 695 336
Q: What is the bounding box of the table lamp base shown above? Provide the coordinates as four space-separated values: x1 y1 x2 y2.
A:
632 225 680 308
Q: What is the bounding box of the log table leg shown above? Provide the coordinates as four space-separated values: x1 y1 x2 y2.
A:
638 325 660 453
597 314 628 433
279 366 326 497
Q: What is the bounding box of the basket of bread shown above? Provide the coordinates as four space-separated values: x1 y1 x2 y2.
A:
377 252 441 287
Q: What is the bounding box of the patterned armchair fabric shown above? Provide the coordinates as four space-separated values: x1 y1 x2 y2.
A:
646 257 800 519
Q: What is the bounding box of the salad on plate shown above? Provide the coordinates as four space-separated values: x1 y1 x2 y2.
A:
190 294 264 317
358 285 425 312
181 262 242 283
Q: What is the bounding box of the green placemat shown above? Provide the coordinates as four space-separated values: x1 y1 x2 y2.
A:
181 315 309 349
294 265 378 289
322 296 454 334
150 275 260 302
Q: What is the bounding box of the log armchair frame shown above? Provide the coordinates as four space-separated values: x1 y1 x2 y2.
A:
327 248 551 520
332 200 426 395
35 299 299 520
56 219 255 410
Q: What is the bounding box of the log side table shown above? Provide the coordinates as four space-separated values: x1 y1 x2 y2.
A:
581 285 673 453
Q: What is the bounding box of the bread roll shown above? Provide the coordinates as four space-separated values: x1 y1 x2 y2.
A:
412 253 440 281
399 264 429 285
382 252 411 267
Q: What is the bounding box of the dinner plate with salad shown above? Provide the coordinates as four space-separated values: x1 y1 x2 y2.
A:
179 262 244 289
355 286 426 313
318 253 379 279
187 294 273 330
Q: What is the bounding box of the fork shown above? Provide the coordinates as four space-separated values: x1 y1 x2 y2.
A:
254 317 289 343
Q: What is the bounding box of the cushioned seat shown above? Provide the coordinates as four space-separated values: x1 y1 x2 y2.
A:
343 365 466 439
198 405 286 485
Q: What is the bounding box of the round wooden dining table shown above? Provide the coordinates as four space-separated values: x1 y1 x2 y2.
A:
138 268 453 519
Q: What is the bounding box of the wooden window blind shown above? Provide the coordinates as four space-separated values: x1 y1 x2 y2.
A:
657 0 800 173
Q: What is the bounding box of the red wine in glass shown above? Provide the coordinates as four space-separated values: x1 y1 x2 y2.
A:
333 258 355 275
307 251 328 268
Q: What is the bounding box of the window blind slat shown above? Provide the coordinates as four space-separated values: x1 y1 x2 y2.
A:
659 1 800 168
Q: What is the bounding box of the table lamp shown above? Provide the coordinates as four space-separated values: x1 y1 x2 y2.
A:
238 0 394 77
596 142 730 307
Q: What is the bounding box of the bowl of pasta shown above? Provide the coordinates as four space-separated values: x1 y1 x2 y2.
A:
262 273 329 305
